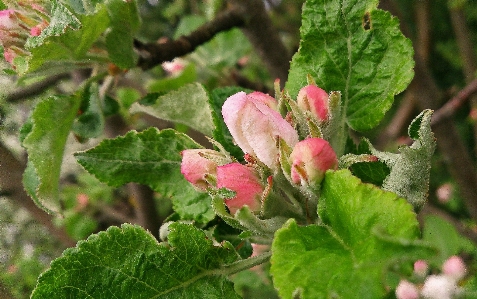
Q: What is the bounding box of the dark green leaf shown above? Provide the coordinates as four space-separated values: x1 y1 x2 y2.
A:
31 223 241 298
105 0 141 69
286 0 414 131
74 128 215 223
72 83 105 139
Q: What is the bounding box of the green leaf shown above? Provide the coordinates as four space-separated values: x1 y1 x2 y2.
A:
147 63 197 94
105 0 141 69
74 128 215 223
25 3 110 74
368 110 436 209
423 215 476 264
22 95 81 214
130 83 215 136
271 170 434 299
31 223 241 298
26 0 81 48
72 83 105 139
286 0 414 131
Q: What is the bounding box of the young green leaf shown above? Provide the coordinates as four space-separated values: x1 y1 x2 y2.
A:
74 128 215 223
367 110 436 210
271 170 434 299
130 83 215 136
25 3 110 74
286 0 414 132
22 95 81 214
31 223 241 298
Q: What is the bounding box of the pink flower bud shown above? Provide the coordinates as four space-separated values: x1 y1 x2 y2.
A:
289 138 338 186
395 280 419 299
414 259 428 277
297 85 329 122
180 149 219 190
0 10 17 29
222 91 298 168
442 256 466 280
216 162 264 214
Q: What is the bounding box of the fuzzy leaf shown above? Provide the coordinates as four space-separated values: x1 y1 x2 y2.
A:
74 128 214 223
24 3 109 74
22 95 81 214
131 83 215 136
286 0 414 131
72 83 105 139
31 223 241 298
368 110 436 209
271 170 434 299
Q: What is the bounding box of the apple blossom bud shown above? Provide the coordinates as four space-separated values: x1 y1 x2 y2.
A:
421 275 459 299
297 85 329 122
289 138 338 186
222 91 298 168
442 256 466 280
216 163 264 214
180 149 220 190
414 259 428 277
395 280 419 299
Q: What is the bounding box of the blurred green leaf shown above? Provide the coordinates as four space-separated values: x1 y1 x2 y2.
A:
72 83 105 139
131 83 214 136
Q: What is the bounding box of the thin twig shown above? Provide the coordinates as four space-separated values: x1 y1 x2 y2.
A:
5 73 70 102
135 7 245 70
431 78 477 126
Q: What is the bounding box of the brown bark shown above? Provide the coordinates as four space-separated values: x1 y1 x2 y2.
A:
0 143 76 247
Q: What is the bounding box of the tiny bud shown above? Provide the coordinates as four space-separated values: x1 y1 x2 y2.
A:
289 138 338 186
442 255 466 280
180 149 220 190
395 280 419 299
414 259 428 277
297 85 329 122
216 163 264 214
436 183 453 204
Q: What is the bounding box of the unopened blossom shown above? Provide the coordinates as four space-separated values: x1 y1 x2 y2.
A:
414 259 429 277
297 85 329 122
442 255 466 280
180 149 220 190
222 91 298 168
395 280 419 299
216 162 264 214
289 138 338 186
421 275 459 299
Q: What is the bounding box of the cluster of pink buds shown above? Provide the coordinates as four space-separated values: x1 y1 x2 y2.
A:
0 2 49 67
396 256 467 299
180 83 339 216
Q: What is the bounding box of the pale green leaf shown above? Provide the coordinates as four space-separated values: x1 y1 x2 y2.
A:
131 83 215 136
271 170 434 299
22 95 81 214
286 0 414 131
31 223 241 298
368 110 436 209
